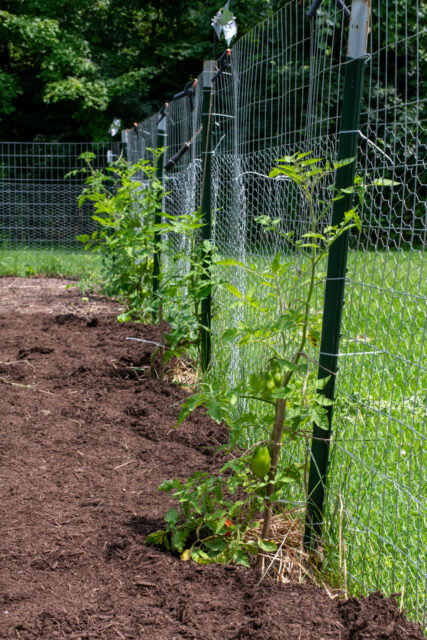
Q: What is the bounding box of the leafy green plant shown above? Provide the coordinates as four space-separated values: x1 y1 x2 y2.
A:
145 455 284 566
71 151 164 322
146 152 363 563
151 210 218 378
72 154 217 372
67 153 216 386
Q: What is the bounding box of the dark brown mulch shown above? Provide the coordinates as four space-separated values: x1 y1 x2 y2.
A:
0 277 424 640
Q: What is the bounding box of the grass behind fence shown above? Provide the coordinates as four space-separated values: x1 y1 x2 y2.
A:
0 247 103 280
327 248 426 623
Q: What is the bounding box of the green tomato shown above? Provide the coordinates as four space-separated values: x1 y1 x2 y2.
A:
274 372 282 387
250 445 271 478
264 378 276 392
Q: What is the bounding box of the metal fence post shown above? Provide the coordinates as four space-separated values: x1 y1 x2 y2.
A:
304 0 371 548
200 60 215 371
121 129 128 161
152 115 167 310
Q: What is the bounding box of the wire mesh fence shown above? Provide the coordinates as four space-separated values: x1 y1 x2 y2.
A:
129 0 426 626
0 0 423 628
0 142 110 249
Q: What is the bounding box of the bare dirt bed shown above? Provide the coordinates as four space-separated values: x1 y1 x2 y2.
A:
0 277 423 640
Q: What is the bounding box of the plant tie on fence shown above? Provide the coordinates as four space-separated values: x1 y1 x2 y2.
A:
173 79 198 111
132 122 142 137
156 103 169 126
164 124 203 172
213 49 232 83
340 130 395 165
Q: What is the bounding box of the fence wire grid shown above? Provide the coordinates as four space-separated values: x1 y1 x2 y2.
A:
0 142 110 248
127 0 426 626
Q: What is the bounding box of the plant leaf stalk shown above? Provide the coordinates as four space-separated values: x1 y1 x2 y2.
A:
260 179 319 542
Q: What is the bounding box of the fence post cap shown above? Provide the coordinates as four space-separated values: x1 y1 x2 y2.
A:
347 0 371 59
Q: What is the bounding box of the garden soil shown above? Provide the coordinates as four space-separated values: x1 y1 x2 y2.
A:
0 277 424 640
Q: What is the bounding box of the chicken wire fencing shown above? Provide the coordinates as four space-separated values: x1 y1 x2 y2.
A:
0 142 111 248
128 0 426 626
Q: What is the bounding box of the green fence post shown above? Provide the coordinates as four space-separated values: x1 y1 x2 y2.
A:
304 0 371 549
200 60 215 371
152 113 167 311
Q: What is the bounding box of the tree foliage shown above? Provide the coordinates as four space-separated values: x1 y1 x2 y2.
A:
0 0 422 141
0 0 281 140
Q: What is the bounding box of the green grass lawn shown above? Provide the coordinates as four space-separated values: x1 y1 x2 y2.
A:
0 246 103 280
326 248 426 626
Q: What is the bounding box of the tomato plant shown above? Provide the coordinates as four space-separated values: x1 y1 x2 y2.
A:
167 153 362 549
72 151 164 322
92 151 393 564
145 456 282 566
150 211 220 379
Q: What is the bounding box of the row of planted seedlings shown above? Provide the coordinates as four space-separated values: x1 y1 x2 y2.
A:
74 149 392 575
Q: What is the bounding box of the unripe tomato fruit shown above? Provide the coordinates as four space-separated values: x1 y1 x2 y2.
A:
274 372 282 387
251 445 271 478
265 379 276 392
